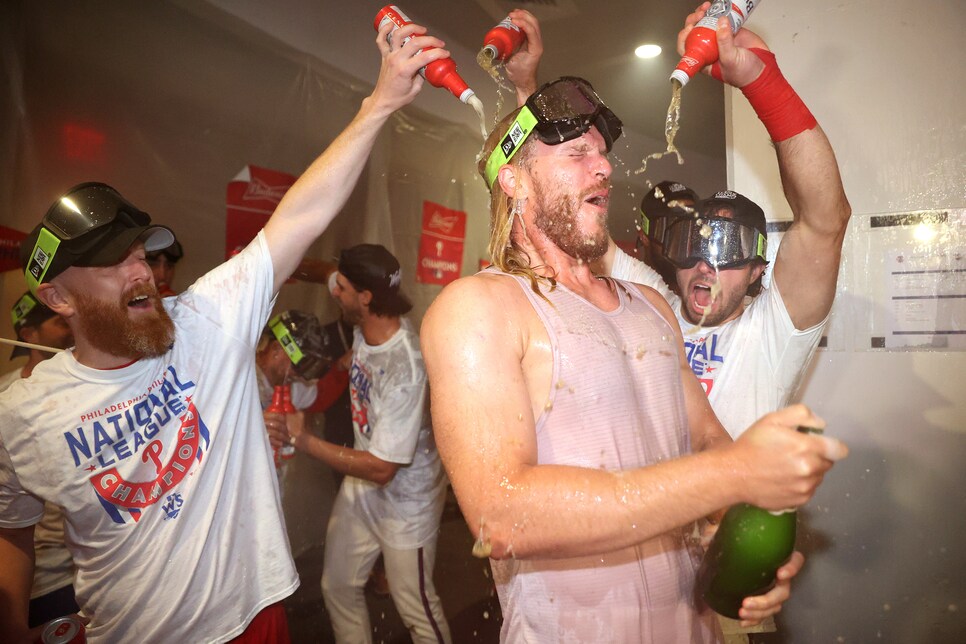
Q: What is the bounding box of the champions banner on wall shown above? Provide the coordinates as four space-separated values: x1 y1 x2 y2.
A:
0 226 27 273
416 201 466 286
225 165 297 258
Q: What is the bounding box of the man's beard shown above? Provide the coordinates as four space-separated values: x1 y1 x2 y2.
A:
531 179 609 263
74 285 175 359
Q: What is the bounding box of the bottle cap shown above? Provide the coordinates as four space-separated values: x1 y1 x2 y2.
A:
669 69 691 87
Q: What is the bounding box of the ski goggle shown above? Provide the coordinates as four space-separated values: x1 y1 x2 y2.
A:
663 216 767 270
24 183 160 293
640 206 690 247
483 76 623 187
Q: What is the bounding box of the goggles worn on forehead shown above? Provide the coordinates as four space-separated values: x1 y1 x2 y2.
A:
24 183 154 293
269 315 306 367
663 216 767 270
483 76 623 187
11 292 40 327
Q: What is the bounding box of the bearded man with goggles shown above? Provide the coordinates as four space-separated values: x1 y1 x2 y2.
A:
422 31 848 638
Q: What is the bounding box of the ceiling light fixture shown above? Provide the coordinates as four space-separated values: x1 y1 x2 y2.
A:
635 44 662 59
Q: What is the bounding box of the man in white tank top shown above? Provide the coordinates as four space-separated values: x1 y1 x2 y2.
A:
421 20 848 644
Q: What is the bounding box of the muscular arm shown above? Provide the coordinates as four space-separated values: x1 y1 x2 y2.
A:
770 125 851 328
709 17 851 329
262 24 449 292
0 525 35 641
421 275 843 561
286 413 400 486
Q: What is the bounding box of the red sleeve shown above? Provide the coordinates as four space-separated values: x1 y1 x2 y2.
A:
304 367 349 413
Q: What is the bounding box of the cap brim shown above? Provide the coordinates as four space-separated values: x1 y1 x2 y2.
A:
78 225 174 267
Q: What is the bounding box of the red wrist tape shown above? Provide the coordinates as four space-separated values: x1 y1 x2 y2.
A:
739 48 816 141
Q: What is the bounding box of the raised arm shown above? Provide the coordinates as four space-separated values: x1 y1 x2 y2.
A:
698 9 851 329
262 22 451 292
421 275 846 561
503 9 543 106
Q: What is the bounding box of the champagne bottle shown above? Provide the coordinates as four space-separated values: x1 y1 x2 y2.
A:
696 425 821 618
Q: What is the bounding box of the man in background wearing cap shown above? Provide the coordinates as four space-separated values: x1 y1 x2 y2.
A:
257 310 348 481
421 13 849 642
146 236 184 297
604 61 851 449
0 293 77 629
0 21 443 643
284 243 451 644
596 180 698 295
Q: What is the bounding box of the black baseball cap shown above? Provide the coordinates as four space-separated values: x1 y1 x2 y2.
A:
697 190 767 237
20 182 174 294
338 244 412 313
10 291 58 359
640 181 698 244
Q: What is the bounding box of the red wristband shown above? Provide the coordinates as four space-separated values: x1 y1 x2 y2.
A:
740 48 817 141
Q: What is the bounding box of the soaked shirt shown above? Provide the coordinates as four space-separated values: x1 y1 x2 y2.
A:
492 270 720 643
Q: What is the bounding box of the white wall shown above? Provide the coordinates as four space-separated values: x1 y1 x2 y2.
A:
728 1 965 640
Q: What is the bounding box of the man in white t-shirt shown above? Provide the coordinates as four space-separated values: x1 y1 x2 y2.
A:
600 72 850 443
1 293 78 629
284 243 450 644
0 20 444 643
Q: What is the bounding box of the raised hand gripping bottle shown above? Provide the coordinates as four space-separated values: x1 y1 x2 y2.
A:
279 384 297 460
481 15 525 62
695 426 821 618
670 0 761 87
267 386 286 467
374 5 477 104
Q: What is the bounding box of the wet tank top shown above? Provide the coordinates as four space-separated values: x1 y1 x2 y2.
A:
491 270 721 643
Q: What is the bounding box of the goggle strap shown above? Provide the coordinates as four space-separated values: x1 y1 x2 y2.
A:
11 293 39 326
24 228 62 295
756 232 768 260
484 106 539 188
640 212 651 236
269 316 305 365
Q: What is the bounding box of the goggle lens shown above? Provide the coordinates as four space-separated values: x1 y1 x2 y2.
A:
483 77 622 187
664 217 767 270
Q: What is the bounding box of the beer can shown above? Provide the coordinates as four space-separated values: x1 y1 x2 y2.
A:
41 615 86 644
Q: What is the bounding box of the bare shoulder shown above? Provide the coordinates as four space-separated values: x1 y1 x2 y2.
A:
421 272 532 358
423 273 527 332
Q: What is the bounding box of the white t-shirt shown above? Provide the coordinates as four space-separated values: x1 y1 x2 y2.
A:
342 320 447 549
0 231 299 642
0 368 75 599
611 247 826 437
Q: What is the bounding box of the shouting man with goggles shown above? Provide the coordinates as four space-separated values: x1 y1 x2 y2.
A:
421 17 847 643
0 19 446 643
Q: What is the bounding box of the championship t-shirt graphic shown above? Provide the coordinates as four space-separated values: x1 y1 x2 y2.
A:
64 365 210 524
683 332 725 396
349 359 373 438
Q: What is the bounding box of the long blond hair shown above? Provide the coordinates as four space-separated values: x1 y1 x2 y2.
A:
478 108 556 297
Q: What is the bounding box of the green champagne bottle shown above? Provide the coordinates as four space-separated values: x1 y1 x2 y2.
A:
696 426 822 619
